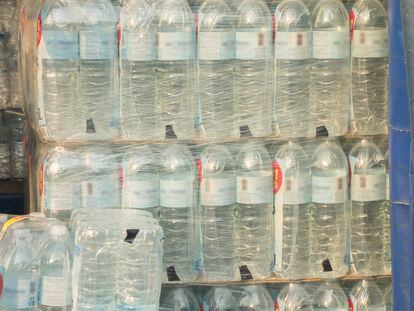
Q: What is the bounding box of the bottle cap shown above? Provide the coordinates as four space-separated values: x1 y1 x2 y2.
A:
50 225 67 237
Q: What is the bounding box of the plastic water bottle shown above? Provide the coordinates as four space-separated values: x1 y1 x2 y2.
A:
351 0 388 134
156 0 196 140
311 0 350 137
38 225 72 310
274 141 311 278
9 113 25 179
348 280 386 311
310 138 348 278
235 141 273 280
159 143 198 282
200 144 237 282
237 285 274 310
312 281 348 310
0 24 9 109
81 146 121 209
79 0 118 139
349 139 386 275
122 145 160 216
38 0 81 140
383 149 391 274
201 286 238 310
119 0 161 141
42 147 83 224
384 283 392 311
198 0 237 140
160 286 199 310
276 283 313 311
274 0 312 138
0 228 39 310
234 0 273 137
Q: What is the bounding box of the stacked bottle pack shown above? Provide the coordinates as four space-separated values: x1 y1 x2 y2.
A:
2 0 391 308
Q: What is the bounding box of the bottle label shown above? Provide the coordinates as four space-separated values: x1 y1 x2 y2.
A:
352 29 388 58
312 175 347 204
43 182 81 211
235 31 269 60
236 173 273 204
40 276 71 307
386 173 389 200
157 31 192 61
81 179 120 208
200 177 236 206
121 31 156 61
122 179 159 209
351 172 386 202
313 30 349 59
281 175 312 205
40 30 79 60
2 275 38 308
275 31 311 60
198 31 234 60
160 177 193 208
79 30 116 59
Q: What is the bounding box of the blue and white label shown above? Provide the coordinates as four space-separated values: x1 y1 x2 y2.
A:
157 31 192 61
2 274 38 308
121 31 156 61
282 175 312 205
40 276 71 307
122 179 159 209
160 177 193 208
41 30 78 59
81 179 120 208
198 31 234 60
236 173 272 204
80 30 116 59
312 174 347 204
352 29 388 58
44 182 81 211
351 171 386 202
275 31 311 60
201 177 236 206
235 31 269 60
313 31 349 59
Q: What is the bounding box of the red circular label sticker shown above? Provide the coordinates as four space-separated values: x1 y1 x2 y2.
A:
273 160 283 194
37 14 42 47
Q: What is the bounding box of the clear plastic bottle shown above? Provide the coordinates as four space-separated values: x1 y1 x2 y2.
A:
274 0 312 138
81 146 121 209
156 0 196 140
311 0 350 137
199 144 237 282
0 228 39 310
42 147 84 224
383 149 391 274
384 283 392 311
235 141 273 280
351 0 388 134
38 0 81 140
201 286 238 310
276 283 313 311
237 285 274 310
79 0 118 139
198 0 236 140
349 139 386 275
310 138 348 278
312 280 348 310
274 141 311 279
348 280 386 311
159 286 199 310
234 0 273 137
159 143 198 283
119 0 160 141
8 113 26 179
122 145 160 217
38 225 73 311
0 19 10 109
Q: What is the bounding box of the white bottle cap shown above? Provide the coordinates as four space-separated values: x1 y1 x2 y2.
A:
50 225 67 237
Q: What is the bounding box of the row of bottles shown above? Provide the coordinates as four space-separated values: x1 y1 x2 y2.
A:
37 135 390 282
23 0 388 141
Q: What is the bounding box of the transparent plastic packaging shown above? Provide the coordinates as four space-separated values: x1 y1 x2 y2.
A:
348 279 386 311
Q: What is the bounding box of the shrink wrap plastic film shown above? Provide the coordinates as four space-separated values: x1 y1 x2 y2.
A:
20 0 388 142
29 134 390 284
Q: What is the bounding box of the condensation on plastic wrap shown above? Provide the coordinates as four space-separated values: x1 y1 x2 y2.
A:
20 0 388 144
70 209 164 310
